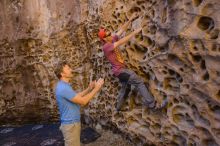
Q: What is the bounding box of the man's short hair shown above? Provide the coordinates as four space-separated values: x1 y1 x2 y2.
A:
54 61 67 79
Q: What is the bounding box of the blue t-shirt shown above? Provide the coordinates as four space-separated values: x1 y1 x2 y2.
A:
55 80 80 124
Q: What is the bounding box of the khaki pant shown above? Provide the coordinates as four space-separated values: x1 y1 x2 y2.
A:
60 122 81 146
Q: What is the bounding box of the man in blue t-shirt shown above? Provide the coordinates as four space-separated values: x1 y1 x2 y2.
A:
54 61 104 146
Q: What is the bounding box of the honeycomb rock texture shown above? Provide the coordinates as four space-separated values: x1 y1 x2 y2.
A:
1 0 220 145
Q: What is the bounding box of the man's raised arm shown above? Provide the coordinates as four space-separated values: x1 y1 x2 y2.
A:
114 27 142 49
116 13 139 36
71 78 104 106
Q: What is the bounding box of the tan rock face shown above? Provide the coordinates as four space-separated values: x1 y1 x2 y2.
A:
0 0 220 145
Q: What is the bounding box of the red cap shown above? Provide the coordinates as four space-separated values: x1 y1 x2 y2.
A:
98 28 106 40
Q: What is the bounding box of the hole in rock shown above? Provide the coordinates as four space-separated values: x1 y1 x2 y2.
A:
193 0 203 7
142 55 147 60
173 114 184 123
161 7 167 23
137 1 145 5
168 54 183 65
159 47 166 52
141 5 145 9
200 60 206 70
179 67 184 72
112 14 117 19
208 29 219 40
169 142 179 146
173 98 179 104
168 69 175 76
16 17 19 23
149 25 157 34
162 70 167 74
143 36 153 46
212 128 220 138
167 0 176 5
192 54 202 62
118 20 122 23
134 44 148 53
198 114 210 126
202 72 209 81
145 72 150 80
210 105 220 116
130 7 141 13
176 74 183 83
197 16 214 31
173 135 187 145
193 46 198 51
137 35 143 41
150 9 155 17
216 90 220 99
116 13 120 17
211 44 217 51
202 138 218 146
185 84 190 89
186 114 195 127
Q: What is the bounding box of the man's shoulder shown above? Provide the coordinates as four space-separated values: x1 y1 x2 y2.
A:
103 42 114 51
55 81 75 98
56 81 70 91
56 80 67 86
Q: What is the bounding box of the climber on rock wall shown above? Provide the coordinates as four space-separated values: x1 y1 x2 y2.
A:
98 13 168 111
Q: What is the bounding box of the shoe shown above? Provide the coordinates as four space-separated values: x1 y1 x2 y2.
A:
143 99 156 109
116 107 121 112
115 108 126 112
115 102 124 112
116 96 128 112
148 101 156 109
153 98 168 111
160 98 168 109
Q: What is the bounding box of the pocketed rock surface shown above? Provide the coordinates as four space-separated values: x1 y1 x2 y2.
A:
0 0 220 145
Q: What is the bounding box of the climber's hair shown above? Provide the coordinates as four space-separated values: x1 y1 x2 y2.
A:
54 61 67 79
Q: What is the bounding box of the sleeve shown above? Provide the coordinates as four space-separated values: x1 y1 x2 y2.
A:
112 35 119 43
103 43 114 52
61 85 76 101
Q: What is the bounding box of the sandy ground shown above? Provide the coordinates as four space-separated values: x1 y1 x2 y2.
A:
0 123 134 146
81 128 134 146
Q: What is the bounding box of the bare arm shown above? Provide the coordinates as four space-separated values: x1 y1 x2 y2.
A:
114 28 142 49
116 13 138 36
116 20 132 36
77 81 95 97
71 79 104 106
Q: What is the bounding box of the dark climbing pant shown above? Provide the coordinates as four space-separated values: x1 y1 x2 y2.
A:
116 69 155 111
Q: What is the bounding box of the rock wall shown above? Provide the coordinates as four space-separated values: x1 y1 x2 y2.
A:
0 0 89 124
0 0 220 146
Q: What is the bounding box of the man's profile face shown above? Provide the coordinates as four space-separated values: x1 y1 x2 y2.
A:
105 29 111 38
105 29 111 37
103 29 113 42
61 64 73 78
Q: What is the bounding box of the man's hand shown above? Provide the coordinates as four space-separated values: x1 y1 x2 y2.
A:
134 27 142 34
88 81 96 90
129 13 139 21
94 78 104 91
117 12 139 36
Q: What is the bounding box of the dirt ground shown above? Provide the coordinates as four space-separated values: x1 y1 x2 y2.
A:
81 128 134 146
0 123 134 146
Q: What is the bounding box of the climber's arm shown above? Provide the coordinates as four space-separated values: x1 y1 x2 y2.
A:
114 28 142 49
116 13 139 36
